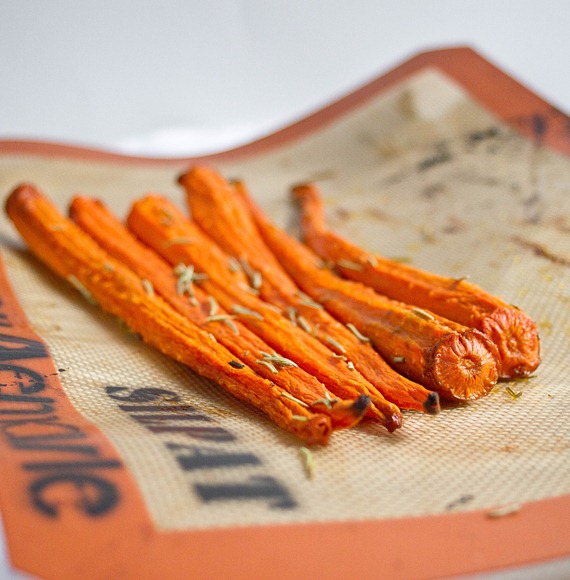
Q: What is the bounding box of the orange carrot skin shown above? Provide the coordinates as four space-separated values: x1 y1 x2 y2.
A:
69 196 367 431
179 167 301 301
180 166 440 414
126 194 403 431
241 190 501 402
5 184 332 445
294 183 540 379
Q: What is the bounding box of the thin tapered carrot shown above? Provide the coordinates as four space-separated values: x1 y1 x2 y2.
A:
179 166 440 414
235 183 501 402
5 184 333 445
69 196 367 430
126 194 404 431
294 183 540 379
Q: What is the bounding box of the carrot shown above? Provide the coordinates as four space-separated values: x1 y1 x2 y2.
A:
293 183 540 379
126 194 404 431
233 182 502 402
69 196 368 430
179 166 440 414
5 184 333 445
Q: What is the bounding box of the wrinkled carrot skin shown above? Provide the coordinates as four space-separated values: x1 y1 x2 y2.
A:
69 196 366 430
239 187 501 402
294 183 540 379
5 185 332 445
126 195 403 431
179 166 440 414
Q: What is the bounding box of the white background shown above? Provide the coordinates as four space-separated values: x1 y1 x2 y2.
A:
1 2 570 578
1 1 570 156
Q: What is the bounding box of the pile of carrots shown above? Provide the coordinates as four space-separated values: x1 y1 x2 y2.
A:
5 166 540 445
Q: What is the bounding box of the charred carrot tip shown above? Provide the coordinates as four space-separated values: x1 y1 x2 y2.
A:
423 392 441 415
385 412 403 433
352 394 371 416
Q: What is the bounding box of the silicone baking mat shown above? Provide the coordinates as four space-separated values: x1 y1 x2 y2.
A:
0 48 569 579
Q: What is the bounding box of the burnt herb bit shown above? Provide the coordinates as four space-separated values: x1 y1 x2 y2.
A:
228 360 245 369
423 391 441 414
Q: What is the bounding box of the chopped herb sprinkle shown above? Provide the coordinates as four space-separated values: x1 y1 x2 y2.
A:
366 255 378 267
263 303 283 314
206 314 239 335
297 315 312 333
411 307 435 321
287 306 298 326
174 264 208 301
506 385 523 400
311 391 335 409
392 355 406 363
231 305 264 320
224 318 239 335
228 256 242 273
347 361 355 371
337 259 364 271
141 279 154 296
160 208 175 225
237 282 260 296
295 291 323 309
67 275 95 304
292 415 309 422
299 447 315 479
281 391 309 407
318 259 335 270
325 336 346 354
207 295 219 317
257 360 278 374
486 503 521 518
164 237 193 248
259 351 298 368
239 256 262 290
346 322 370 342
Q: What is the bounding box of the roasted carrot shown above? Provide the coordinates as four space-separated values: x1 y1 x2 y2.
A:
234 182 502 402
5 184 333 445
69 196 367 430
179 166 440 414
294 183 540 379
126 194 404 431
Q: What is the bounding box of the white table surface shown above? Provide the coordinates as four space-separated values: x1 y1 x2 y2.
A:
1 2 570 578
